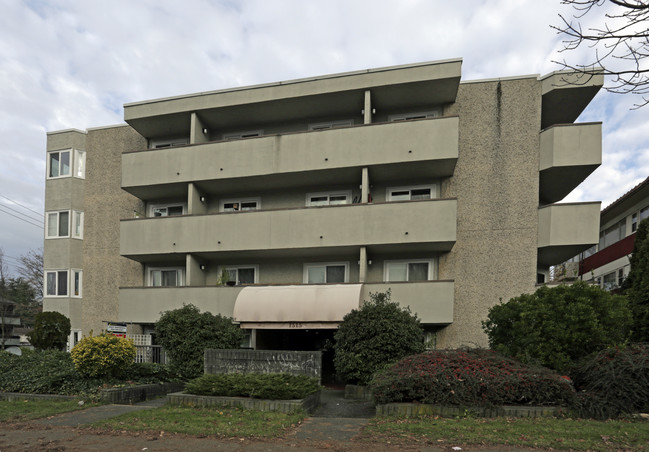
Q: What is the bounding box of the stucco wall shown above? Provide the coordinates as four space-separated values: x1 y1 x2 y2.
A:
438 78 541 348
82 125 145 334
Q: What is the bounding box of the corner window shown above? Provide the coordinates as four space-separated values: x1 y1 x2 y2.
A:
74 150 86 178
72 269 82 297
72 211 84 239
47 150 71 178
387 185 436 202
384 259 435 282
306 191 351 207
304 262 348 284
149 268 184 287
220 198 260 212
221 265 258 285
46 211 70 238
45 270 68 296
148 203 186 217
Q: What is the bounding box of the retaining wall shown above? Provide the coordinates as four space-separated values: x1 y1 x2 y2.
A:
100 382 185 404
376 402 565 418
168 390 321 414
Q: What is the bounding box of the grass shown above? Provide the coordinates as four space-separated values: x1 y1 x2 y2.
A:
0 398 99 422
92 404 306 438
362 415 649 451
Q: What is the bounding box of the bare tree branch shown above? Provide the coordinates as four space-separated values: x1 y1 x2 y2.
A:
18 249 43 303
552 0 649 108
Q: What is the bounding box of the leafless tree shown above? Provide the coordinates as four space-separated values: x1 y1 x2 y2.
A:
18 249 43 303
552 0 649 107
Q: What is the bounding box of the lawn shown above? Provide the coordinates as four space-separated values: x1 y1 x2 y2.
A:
0 398 99 422
91 404 306 438
361 415 649 451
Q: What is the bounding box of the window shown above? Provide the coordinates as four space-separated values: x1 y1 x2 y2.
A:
149 268 184 287
220 198 260 212
387 185 436 201
306 191 351 207
602 272 617 291
618 268 625 287
222 266 258 285
632 213 638 233
72 211 84 239
304 263 348 284
389 109 441 122
223 130 263 140
308 120 353 131
384 259 435 282
641 206 649 222
45 270 68 296
72 269 82 297
46 211 70 238
149 203 186 217
48 150 71 178
149 137 189 149
47 149 85 179
599 219 625 250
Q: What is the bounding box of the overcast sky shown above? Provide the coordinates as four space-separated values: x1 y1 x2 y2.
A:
1 0 648 276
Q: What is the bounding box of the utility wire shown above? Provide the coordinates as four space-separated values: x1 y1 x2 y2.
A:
0 206 44 229
0 200 44 224
0 194 44 219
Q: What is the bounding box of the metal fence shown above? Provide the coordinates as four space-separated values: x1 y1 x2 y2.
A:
135 345 168 364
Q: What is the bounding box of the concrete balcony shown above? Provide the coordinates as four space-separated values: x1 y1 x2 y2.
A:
539 123 601 204
121 118 459 200
119 280 454 325
537 202 601 266
120 199 457 260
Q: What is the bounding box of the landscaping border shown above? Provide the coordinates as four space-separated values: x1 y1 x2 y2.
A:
376 402 565 418
167 390 321 414
0 392 78 402
100 382 185 404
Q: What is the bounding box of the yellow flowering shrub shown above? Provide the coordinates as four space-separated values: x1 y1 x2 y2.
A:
71 333 136 378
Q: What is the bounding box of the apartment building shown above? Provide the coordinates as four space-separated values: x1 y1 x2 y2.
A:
556 176 649 289
44 59 603 353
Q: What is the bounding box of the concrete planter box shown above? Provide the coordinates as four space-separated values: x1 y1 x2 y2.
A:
344 384 373 401
376 402 565 418
168 390 321 414
100 382 185 405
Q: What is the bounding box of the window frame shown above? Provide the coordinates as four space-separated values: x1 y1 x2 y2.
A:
147 267 185 287
148 202 187 217
149 137 189 149
72 210 84 239
73 150 86 179
45 269 69 297
305 190 352 207
222 130 263 140
47 149 71 179
303 262 349 284
45 210 71 239
71 269 83 298
220 265 259 285
308 119 353 131
386 184 436 202
383 259 436 282
219 197 261 213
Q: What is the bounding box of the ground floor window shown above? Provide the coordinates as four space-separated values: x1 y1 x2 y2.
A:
384 259 435 282
149 267 184 287
304 262 348 284
222 265 258 285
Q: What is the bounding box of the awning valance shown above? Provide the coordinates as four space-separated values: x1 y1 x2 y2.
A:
233 284 362 329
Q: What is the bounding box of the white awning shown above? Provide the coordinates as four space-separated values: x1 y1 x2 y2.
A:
233 284 362 329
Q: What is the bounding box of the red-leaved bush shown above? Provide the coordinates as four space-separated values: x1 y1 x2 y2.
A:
369 348 574 407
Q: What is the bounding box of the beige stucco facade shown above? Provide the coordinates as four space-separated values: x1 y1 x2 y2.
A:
44 59 603 350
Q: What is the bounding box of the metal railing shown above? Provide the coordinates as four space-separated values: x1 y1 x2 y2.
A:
134 345 168 364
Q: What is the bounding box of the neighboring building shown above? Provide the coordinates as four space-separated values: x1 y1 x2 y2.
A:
44 59 603 354
556 176 649 290
0 297 22 349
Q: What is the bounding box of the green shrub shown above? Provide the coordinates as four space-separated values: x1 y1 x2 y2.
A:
333 290 424 385
570 343 649 419
0 349 100 395
185 373 321 399
123 362 179 383
370 349 575 407
29 311 71 350
71 334 136 378
155 304 245 380
482 282 632 372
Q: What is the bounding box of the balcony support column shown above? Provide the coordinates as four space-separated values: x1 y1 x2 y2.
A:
359 246 368 283
188 183 207 215
361 167 370 204
364 90 372 124
186 254 205 286
190 112 209 144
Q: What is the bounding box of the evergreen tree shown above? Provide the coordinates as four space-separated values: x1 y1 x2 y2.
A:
625 218 649 341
